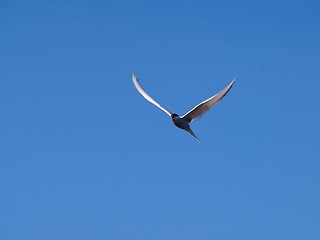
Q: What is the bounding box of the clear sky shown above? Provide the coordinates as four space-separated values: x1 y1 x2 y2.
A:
1 0 320 239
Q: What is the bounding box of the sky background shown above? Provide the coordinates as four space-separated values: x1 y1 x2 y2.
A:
1 0 320 239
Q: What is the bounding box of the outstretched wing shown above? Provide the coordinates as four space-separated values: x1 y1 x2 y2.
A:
182 79 236 123
132 73 172 117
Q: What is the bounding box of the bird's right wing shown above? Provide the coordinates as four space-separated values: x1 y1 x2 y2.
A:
182 79 236 123
132 73 172 117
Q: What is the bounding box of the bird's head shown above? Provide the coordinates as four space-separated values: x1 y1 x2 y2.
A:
170 113 179 119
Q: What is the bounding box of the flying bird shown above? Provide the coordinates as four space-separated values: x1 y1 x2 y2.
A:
132 73 235 142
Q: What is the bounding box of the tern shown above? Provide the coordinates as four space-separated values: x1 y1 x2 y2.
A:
132 73 235 142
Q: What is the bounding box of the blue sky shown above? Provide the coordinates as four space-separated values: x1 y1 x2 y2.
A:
1 0 320 239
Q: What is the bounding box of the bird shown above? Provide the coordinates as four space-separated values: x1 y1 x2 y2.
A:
132 73 235 142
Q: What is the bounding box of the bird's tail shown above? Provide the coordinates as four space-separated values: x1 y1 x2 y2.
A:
188 129 200 143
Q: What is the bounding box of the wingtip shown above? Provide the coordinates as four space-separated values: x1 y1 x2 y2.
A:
132 73 139 84
228 77 237 88
232 76 238 83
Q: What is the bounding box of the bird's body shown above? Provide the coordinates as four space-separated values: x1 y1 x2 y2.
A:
171 114 189 130
171 114 200 142
132 73 235 142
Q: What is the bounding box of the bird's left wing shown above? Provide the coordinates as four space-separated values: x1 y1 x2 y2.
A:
182 78 236 123
132 73 172 117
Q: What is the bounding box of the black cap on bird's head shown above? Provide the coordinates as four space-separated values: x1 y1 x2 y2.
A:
170 113 179 119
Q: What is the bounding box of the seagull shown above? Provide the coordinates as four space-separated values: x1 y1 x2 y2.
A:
132 73 235 142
